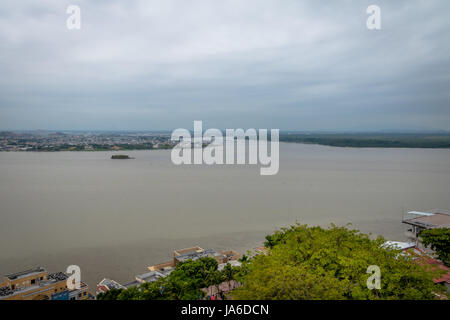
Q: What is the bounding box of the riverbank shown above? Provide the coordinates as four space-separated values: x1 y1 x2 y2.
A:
0 218 411 289
0 230 267 289
280 133 450 148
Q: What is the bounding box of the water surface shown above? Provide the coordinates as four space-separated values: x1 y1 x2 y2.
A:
1 143 449 286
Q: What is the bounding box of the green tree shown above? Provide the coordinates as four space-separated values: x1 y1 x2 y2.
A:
222 263 235 284
159 257 219 300
117 286 141 300
221 263 240 293
98 257 222 300
420 228 450 266
233 224 444 300
96 288 123 300
138 280 165 300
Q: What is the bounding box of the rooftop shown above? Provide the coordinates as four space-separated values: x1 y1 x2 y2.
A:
0 275 67 298
175 249 223 263
123 280 140 288
0 286 13 297
97 278 125 290
174 246 204 256
382 241 416 250
48 272 68 282
218 260 242 271
403 212 450 229
135 271 164 283
405 247 450 284
381 242 450 285
5 266 47 281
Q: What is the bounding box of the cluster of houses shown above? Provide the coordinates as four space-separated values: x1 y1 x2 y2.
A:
96 246 242 299
0 131 174 151
0 267 92 300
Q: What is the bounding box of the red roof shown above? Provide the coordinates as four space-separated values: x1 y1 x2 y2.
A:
405 247 450 284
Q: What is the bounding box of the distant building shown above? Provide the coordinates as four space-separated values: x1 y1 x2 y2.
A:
218 260 242 271
135 271 166 284
96 278 126 295
0 267 91 300
402 209 450 242
382 241 416 251
148 246 240 273
96 270 173 295
69 281 91 300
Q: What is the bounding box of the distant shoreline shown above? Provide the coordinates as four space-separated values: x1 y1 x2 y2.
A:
2 143 450 151
279 133 450 149
0 146 172 152
2 133 450 151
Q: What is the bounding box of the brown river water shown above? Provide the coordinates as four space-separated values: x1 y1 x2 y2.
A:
1 143 449 287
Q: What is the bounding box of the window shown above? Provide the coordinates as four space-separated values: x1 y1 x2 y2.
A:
31 279 36 285
40 277 43 281
83 291 86 296
78 293 81 298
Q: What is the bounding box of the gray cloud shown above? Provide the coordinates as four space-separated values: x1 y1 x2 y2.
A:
0 0 449 130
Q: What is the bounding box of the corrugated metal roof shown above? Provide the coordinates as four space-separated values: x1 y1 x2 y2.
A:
383 241 416 250
408 211 435 216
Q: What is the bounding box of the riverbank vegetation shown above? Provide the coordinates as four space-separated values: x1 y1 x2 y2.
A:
420 228 450 267
233 224 444 299
280 133 450 148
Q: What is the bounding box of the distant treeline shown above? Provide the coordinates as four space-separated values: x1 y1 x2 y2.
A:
279 133 450 148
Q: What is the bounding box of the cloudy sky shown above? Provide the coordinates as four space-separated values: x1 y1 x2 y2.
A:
0 0 449 131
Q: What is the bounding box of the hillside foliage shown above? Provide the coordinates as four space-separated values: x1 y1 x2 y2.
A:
233 224 444 299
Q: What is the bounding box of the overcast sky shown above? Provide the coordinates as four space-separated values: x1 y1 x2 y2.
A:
0 0 449 131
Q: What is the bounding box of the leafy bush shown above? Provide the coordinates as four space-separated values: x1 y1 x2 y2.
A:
420 228 450 267
234 224 444 300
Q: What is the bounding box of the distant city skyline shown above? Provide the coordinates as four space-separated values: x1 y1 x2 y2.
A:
1 0 450 131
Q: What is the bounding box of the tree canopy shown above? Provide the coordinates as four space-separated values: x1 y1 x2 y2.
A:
97 257 240 300
233 224 444 300
420 228 450 267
